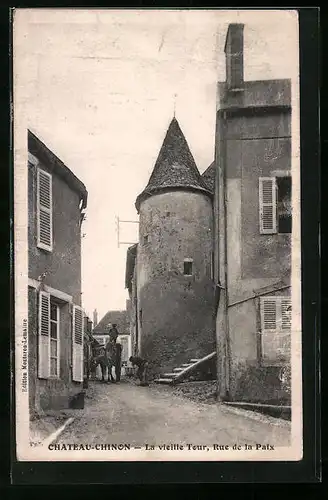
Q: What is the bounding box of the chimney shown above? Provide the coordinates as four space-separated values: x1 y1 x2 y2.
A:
224 23 244 91
93 308 98 327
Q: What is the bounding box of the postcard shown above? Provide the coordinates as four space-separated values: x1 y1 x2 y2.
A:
13 8 302 462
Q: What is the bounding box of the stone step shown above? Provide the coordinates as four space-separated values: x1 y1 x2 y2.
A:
190 359 201 363
163 373 178 378
173 367 184 372
154 378 174 384
181 363 193 368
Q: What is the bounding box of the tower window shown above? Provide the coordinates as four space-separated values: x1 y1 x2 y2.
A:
183 259 193 276
277 177 292 234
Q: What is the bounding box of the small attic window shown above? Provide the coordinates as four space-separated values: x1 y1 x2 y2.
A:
183 258 193 276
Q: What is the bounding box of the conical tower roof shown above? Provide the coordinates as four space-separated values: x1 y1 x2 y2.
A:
135 117 212 212
201 161 216 194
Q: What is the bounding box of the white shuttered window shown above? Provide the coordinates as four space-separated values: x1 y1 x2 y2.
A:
260 296 292 362
37 168 53 251
38 292 61 379
72 305 84 382
259 177 277 234
38 291 50 378
50 302 60 377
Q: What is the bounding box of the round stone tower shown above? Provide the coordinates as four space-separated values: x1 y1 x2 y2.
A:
135 117 215 377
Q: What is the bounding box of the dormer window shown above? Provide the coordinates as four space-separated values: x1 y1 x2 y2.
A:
183 258 193 276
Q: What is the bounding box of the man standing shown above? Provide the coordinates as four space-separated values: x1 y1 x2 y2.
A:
129 356 149 386
108 323 119 345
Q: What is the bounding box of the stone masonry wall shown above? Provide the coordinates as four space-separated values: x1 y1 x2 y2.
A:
137 190 215 376
28 163 82 305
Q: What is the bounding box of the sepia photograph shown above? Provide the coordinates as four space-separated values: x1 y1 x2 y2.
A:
13 8 302 462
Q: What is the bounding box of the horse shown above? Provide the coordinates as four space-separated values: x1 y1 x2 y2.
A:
91 345 117 383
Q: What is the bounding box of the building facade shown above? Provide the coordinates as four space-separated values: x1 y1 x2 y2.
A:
214 24 292 404
125 245 139 356
126 118 216 377
28 130 88 415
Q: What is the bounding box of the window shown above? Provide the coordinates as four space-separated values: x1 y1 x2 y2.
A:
277 177 292 233
50 301 60 377
259 176 292 234
28 152 39 167
260 296 291 363
72 305 84 382
183 259 193 276
143 234 149 245
38 292 60 378
37 168 53 251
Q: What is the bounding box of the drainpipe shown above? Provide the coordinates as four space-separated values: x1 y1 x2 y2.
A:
214 108 223 401
222 111 232 400
216 109 232 401
135 293 138 356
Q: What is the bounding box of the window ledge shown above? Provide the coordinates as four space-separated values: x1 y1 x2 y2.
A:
260 360 289 368
37 376 60 380
37 243 53 253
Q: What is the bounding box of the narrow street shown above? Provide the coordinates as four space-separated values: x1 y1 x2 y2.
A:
55 380 291 448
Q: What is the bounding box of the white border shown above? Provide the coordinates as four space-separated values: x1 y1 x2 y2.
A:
14 8 303 462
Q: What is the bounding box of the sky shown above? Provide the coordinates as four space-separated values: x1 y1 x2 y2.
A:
14 9 298 322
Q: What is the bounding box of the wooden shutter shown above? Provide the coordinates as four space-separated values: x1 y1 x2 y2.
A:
259 177 277 234
72 305 84 382
279 298 292 357
37 168 53 251
281 298 292 331
260 296 291 361
38 291 50 378
261 297 277 333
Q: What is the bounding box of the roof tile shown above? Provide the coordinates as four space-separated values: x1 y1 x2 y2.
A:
135 118 212 211
201 161 215 194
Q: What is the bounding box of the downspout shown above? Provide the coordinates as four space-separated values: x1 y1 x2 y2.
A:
135 291 138 356
214 105 231 401
221 110 232 400
214 107 222 401
215 108 231 401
